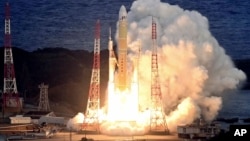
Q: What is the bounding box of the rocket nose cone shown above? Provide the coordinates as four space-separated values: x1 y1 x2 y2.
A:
119 5 127 20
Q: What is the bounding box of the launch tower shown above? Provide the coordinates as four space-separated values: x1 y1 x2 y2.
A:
38 83 50 111
150 17 169 133
84 20 101 132
2 2 21 114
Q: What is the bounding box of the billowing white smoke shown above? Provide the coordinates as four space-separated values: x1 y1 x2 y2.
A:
67 112 84 131
126 0 246 132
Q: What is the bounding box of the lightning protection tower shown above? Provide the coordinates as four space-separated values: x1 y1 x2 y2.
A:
83 20 100 132
150 17 169 133
38 83 50 111
2 2 21 114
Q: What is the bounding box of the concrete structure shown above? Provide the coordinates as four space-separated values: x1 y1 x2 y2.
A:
38 116 66 126
23 111 55 124
9 115 31 124
177 119 220 140
21 132 182 141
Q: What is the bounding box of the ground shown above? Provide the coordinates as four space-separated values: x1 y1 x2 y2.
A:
21 131 182 141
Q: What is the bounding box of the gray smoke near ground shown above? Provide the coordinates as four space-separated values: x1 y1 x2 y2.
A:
66 112 84 131
126 0 246 132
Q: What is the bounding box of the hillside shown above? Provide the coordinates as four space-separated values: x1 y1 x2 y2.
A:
0 47 109 115
0 47 249 115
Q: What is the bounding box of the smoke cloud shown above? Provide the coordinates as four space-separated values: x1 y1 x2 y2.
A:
68 0 246 134
126 0 246 132
67 112 84 131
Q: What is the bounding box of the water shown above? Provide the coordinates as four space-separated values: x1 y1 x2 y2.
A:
217 90 250 130
218 90 250 119
0 0 249 59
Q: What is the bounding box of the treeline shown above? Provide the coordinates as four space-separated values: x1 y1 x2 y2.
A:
0 47 109 113
0 47 249 113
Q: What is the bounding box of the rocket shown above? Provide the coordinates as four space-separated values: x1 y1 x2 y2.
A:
108 27 116 82
117 5 128 91
107 5 139 121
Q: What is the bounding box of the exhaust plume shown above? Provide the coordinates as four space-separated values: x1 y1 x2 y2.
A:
67 112 84 131
69 0 246 134
126 0 246 132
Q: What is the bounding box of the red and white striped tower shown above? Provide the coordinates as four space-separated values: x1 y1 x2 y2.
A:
2 2 21 114
83 20 100 132
150 17 169 133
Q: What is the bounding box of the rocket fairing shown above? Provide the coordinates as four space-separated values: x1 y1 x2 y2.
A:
117 5 128 91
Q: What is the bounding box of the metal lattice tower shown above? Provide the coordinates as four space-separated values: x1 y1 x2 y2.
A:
83 20 100 131
150 17 169 133
2 2 21 113
38 83 50 111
